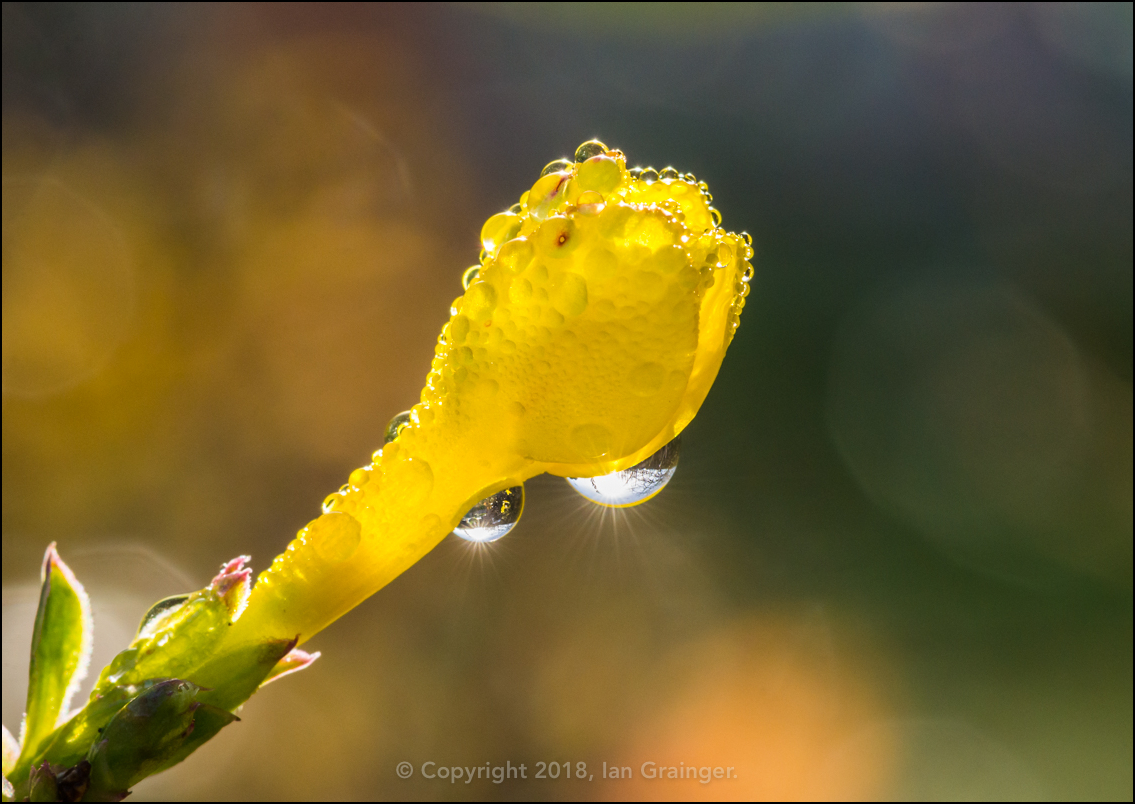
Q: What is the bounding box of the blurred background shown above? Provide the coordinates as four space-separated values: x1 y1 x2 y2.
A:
2 3 1131 800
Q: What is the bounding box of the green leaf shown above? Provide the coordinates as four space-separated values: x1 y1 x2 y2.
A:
9 555 306 795
35 680 169 772
87 589 229 700
189 636 300 711
86 556 253 704
27 764 58 803
85 679 202 799
144 704 238 778
21 544 92 763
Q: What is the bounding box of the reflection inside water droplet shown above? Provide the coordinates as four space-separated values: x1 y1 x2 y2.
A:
453 485 524 542
384 410 411 443
567 436 681 507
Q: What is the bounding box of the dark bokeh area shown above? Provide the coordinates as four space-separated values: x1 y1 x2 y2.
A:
3 3 1131 800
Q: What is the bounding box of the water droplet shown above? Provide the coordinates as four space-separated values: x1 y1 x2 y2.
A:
541 158 574 177
384 410 412 443
497 237 534 274
307 511 363 563
528 171 572 221
453 485 524 542
640 167 659 184
509 276 533 304
551 272 588 317
322 491 346 514
576 189 604 210
349 467 371 488
577 155 621 194
509 202 523 214
534 215 580 258
481 211 521 255
137 594 191 637
450 314 470 344
462 265 481 289
710 207 722 227
660 166 680 180
464 281 498 321
574 140 608 162
628 167 643 178
567 436 681 507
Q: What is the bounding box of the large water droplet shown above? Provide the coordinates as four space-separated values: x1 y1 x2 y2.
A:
541 158 574 177
577 155 621 194
497 237 534 275
480 211 520 255
567 436 681 507
308 511 363 563
574 139 608 162
453 485 524 542
384 410 411 443
462 265 481 289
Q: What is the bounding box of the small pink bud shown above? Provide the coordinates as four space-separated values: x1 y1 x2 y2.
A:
260 645 321 688
210 556 252 620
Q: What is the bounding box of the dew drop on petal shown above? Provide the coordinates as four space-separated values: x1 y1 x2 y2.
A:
567 436 681 507
574 139 608 162
497 237 535 275
577 155 621 195
453 485 524 542
481 211 520 255
308 511 363 563
541 158 574 177
384 410 412 443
